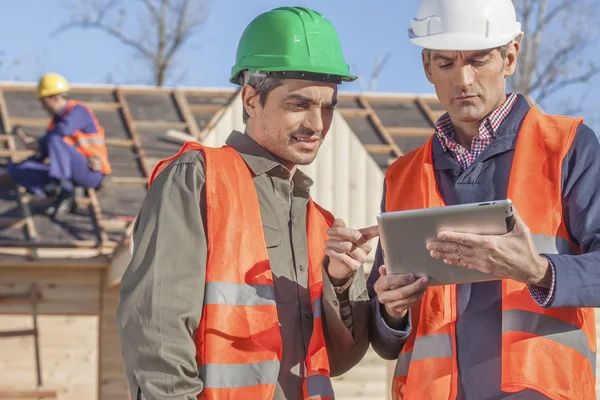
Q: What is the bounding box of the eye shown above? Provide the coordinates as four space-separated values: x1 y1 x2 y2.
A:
472 60 486 67
291 102 309 110
440 63 453 69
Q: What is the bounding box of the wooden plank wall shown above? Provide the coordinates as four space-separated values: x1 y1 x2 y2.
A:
0 268 102 399
98 283 128 400
0 268 102 315
0 315 98 399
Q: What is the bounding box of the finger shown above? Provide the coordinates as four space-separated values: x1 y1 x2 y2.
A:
325 247 361 271
327 226 364 243
378 276 429 303
325 239 368 263
436 231 486 247
426 241 476 257
374 270 417 294
440 253 481 270
332 218 346 228
359 225 379 241
385 287 428 310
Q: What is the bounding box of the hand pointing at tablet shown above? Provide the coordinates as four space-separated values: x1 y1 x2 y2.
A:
426 209 552 288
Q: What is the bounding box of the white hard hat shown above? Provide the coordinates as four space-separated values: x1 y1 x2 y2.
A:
408 0 523 51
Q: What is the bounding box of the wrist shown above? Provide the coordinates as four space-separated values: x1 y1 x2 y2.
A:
531 255 552 288
382 305 408 330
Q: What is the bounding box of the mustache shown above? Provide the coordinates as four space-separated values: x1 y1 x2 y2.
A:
288 128 323 139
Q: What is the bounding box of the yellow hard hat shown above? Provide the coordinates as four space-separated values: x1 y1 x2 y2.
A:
37 73 70 99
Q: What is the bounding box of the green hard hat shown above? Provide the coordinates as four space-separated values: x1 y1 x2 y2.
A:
230 6 357 85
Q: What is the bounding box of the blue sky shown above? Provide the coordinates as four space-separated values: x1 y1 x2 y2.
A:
0 0 598 130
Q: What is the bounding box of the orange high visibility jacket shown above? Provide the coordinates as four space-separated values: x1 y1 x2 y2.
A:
148 142 335 400
48 100 112 175
385 107 596 400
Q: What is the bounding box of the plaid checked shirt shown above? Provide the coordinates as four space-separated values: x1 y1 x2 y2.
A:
434 93 555 307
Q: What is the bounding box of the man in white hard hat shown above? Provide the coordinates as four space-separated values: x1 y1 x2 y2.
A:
368 0 600 399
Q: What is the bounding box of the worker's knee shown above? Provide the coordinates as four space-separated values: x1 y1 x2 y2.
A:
6 162 20 180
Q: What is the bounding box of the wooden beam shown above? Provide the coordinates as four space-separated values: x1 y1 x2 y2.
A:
338 108 370 118
196 90 238 141
364 144 395 154
183 89 237 98
134 120 188 129
386 127 433 136
0 247 113 259
174 90 202 138
109 176 148 184
0 257 109 268
0 239 117 249
115 88 151 178
416 97 437 126
357 97 403 157
105 138 134 147
85 101 122 111
187 104 224 114
0 390 58 398
86 188 109 247
10 117 48 127
0 217 26 230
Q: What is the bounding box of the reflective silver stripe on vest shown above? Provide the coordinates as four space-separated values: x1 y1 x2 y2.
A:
393 334 453 377
204 282 276 306
531 234 572 255
313 297 322 319
74 137 106 147
199 360 279 388
502 309 596 376
306 374 335 399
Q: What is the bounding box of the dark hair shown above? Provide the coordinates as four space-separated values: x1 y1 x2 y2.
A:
242 75 284 124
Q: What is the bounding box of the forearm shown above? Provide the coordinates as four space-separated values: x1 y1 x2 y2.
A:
369 299 411 360
543 250 600 308
322 266 370 377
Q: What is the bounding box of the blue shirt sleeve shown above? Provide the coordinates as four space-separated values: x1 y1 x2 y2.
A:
48 104 99 137
542 123 600 308
368 181 413 360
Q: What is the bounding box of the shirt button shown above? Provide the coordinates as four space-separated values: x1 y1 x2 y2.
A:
333 300 338 307
453 170 461 177
304 311 313 320
299 264 305 272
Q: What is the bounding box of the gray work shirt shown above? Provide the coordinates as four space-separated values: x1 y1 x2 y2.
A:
117 131 370 400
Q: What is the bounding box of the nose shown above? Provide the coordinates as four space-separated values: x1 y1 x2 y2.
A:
456 65 475 91
303 107 324 134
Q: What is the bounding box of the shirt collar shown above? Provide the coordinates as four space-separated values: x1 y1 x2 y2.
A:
434 92 518 152
225 131 314 190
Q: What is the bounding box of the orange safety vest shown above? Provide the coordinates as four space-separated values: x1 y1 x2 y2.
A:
148 142 335 400
49 100 112 175
385 107 596 400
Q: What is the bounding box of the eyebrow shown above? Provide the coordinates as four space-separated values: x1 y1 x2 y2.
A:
432 50 493 62
283 94 337 107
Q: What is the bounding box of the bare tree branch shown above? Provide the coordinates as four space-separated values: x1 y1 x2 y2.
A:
510 0 599 110
55 0 208 86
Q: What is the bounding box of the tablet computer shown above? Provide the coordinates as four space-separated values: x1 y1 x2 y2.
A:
377 199 514 286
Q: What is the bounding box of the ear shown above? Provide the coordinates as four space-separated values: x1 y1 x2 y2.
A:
504 40 520 77
422 50 434 84
241 85 259 119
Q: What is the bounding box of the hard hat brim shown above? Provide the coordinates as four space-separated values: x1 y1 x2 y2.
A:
410 32 521 51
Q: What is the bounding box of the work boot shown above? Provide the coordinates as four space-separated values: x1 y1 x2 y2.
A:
45 189 75 219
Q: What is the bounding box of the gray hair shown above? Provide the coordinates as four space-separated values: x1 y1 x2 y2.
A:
241 72 284 124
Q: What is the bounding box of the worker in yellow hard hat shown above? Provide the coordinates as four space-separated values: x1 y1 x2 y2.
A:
6 73 112 218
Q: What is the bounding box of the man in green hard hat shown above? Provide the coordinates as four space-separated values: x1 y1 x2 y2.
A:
117 6 375 400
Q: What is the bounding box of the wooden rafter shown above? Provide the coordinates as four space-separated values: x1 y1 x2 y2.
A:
357 97 403 157
0 87 39 259
115 88 151 178
173 90 202 138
